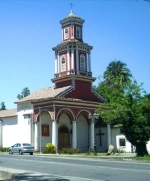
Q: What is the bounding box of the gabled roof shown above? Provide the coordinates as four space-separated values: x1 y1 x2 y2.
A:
0 109 17 118
15 86 72 104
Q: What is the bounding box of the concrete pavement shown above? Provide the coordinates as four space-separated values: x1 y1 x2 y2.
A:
0 152 137 180
0 167 100 181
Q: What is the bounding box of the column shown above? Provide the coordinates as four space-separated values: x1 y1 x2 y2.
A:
72 121 77 149
88 51 91 72
55 52 58 74
0 120 2 147
34 122 39 151
57 54 60 74
55 121 58 150
52 120 56 146
76 48 79 74
107 123 111 148
28 117 32 144
86 51 89 75
62 29 63 42
71 49 74 70
90 121 94 149
67 47 70 75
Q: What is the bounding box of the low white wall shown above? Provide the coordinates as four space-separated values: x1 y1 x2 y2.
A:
2 116 18 147
146 140 150 155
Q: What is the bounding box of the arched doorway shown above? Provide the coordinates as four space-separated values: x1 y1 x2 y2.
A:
58 126 70 149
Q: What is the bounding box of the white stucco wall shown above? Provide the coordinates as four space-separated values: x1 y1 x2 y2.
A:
77 115 89 152
38 111 52 149
17 103 33 144
146 140 150 155
2 116 18 147
112 128 135 152
95 127 107 152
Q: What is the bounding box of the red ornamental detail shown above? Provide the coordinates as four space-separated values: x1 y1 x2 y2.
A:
42 124 49 136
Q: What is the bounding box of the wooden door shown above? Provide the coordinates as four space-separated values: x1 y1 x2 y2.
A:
58 126 70 149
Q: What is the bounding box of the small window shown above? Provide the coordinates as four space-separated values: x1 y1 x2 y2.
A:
61 57 66 72
64 28 69 39
76 27 80 38
119 138 126 147
80 54 85 71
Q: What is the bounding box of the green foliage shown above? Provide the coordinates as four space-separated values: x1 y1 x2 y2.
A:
86 148 94 155
96 60 150 156
0 102 6 110
0 147 9 152
45 143 56 153
57 147 80 154
17 87 30 100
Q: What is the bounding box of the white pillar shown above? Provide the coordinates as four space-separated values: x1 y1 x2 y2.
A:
107 123 111 148
86 51 89 75
67 48 70 75
72 121 77 149
56 121 58 150
62 29 63 42
0 120 3 147
57 54 60 74
88 51 91 72
52 120 56 146
90 121 94 149
76 48 79 74
71 49 74 69
34 122 39 151
28 117 32 144
55 52 58 74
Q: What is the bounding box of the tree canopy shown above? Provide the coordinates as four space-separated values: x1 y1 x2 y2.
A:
17 87 30 100
95 60 150 156
0 101 6 110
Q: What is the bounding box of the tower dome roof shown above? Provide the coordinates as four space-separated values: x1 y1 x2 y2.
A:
68 10 76 17
60 11 84 25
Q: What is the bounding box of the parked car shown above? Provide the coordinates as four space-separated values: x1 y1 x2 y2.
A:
9 143 34 155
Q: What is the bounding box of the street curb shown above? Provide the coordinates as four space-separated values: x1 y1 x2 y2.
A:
0 170 15 180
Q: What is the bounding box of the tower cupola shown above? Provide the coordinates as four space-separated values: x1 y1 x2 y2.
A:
60 10 85 43
52 11 94 88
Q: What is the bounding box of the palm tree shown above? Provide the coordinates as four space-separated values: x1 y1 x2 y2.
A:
104 60 132 85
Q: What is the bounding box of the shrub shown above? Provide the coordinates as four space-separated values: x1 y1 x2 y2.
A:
45 143 56 153
0 147 9 152
58 147 80 154
86 148 94 155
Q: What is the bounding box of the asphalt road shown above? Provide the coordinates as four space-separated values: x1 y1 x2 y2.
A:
0 154 150 181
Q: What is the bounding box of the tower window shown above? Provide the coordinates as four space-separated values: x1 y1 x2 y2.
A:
76 27 80 39
64 28 69 39
80 54 85 71
61 57 66 72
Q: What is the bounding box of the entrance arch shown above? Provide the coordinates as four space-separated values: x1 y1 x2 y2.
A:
58 126 70 149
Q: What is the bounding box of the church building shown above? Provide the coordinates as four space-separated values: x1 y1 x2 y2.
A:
0 11 150 154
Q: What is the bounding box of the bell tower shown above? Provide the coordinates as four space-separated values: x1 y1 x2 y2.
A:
52 10 96 89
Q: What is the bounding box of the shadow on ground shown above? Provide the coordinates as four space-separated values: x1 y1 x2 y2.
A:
13 173 70 181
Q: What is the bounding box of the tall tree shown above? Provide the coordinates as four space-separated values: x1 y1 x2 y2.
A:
0 102 6 110
96 60 150 156
17 87 30 100
104 60 132 87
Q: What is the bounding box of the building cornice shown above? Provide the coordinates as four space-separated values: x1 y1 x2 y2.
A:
51 75 96 84
52 41 93 52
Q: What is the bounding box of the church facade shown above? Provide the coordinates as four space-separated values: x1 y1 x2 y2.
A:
0 11 150 154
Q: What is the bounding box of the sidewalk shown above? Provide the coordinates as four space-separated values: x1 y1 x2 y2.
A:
34 152 137 159
0 167 98 181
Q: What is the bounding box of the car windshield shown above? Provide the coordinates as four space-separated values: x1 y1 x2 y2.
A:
22 143 31 146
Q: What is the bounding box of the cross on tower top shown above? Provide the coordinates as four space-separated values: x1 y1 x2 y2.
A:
70 2 74 10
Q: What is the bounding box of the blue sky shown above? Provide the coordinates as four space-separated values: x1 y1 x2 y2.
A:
0 0 150 109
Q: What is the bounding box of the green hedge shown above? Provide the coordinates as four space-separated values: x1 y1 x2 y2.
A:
0 147 9 152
